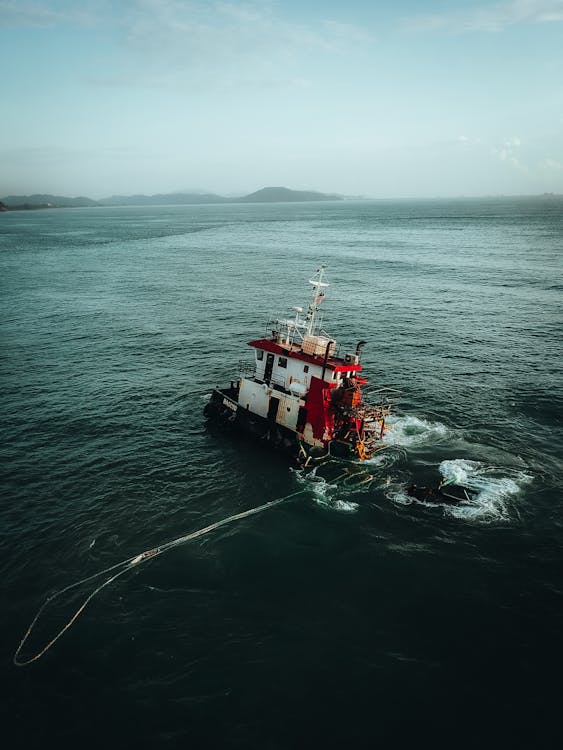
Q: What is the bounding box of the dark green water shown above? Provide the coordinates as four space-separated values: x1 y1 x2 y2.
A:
1 198 562 748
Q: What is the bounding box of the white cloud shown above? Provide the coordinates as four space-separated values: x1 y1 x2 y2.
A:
0 0 369 68
99 0 370 89
405 0 563 33
457 135 483 145
504 136 522 147
130 1 366 54
492 135 528 171
540 157 563 168
0 0 96 27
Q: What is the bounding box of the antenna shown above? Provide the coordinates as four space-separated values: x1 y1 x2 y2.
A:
305 265 329 335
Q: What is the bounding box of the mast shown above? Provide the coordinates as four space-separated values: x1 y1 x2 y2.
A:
305 265 329 335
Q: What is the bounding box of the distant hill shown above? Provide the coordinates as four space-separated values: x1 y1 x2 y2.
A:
100 192 228 206
4 191 561 212
235 186 342 203
0 187 344 210
1 194 98 208
100 187 341 205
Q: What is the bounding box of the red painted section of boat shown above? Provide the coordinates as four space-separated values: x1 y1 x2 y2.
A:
304 375 337 441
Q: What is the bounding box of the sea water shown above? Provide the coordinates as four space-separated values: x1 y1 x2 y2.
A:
1 198 562 747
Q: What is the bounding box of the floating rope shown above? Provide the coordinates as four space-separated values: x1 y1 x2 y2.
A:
14 489 306 667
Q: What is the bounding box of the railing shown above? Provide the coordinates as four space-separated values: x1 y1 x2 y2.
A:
238 360 255 378
268 373 288 391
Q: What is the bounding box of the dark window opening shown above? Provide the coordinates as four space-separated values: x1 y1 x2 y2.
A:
304 365 309 373
264 353 275 383
278 357 287 368
256 350 264 361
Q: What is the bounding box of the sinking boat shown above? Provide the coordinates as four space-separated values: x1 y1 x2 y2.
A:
204 265 392 463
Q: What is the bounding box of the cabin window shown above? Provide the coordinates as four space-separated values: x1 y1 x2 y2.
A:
278 357 287 368
304 365 309 373
256 350 264 361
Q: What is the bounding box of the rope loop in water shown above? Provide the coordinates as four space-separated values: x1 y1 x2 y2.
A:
14 490 306 667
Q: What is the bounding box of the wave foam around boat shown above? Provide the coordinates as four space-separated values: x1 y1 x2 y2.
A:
294 468 360 513
382 415 450 447
439 458 533 521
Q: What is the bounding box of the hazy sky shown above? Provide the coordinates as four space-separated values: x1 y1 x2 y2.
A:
1 0 563 198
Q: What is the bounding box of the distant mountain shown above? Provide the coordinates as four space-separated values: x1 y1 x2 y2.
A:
0 187 344 210
100 192 228 206
235 186 342 203
1 194 98 208
100 187 341 205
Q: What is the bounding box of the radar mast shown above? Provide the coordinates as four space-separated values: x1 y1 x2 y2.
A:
305 265 329 335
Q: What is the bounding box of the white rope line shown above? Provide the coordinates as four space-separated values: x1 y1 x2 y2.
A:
14 489 306 667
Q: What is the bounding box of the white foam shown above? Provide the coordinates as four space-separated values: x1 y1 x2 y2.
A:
384 458 532 522
308 476 359 513
293 466 360 512
439 458 480 486
439 458 533 522
389 489 413 506
383 415 450 447
365 450 399 468
330 499 360 513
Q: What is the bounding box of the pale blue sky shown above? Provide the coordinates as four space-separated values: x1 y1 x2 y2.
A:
1 0 562 198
